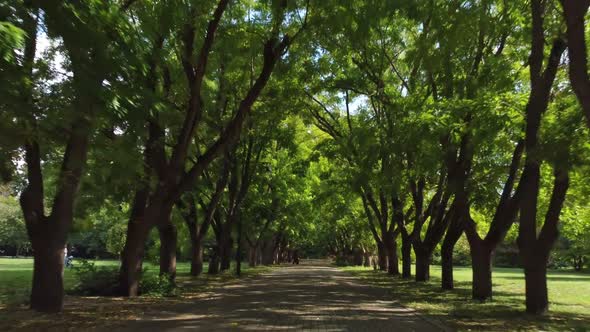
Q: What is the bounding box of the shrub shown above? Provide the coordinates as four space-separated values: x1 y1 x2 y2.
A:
139 270 177 296
72 259 119 296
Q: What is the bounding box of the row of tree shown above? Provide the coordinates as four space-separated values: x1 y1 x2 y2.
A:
1 0 316 313
1 0 590 318
302 0 590 316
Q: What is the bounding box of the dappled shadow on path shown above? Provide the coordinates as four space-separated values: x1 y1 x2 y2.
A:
110 261 446 331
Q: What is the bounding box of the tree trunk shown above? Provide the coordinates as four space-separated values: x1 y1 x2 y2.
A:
363 250 371 267
386 240 399 276
119 214 152 296
441 221 463 290
248 246 258 267
471 244 493 301
256 246 263 265
261 237 276 265
158 221 177 280
208 245 220 274
415 249 430 282
524 261 549 314
377 241 387 271
30 242 65 312
353 249 364 266
441 246 454 290
219 234 232 271
401 235 412 278
190 236 204 276
236 215 242 276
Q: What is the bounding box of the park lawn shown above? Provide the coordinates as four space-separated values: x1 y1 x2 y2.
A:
0 257 262 307
342 265 590 331
0 258 174 306
0 257 271 331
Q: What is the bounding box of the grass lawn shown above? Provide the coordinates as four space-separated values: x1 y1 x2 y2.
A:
0 257 262 307
0 257 271 331
341 264 590 331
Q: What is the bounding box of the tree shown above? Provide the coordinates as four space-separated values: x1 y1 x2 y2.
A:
0 195 30 256
516 0 568 314
4 1 133 312
117 0 303 296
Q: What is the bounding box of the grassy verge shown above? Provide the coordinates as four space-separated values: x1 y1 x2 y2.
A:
0 257 272 331
341 265 590 331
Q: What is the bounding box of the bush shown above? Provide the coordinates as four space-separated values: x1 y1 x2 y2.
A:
71 260 177 297
139 270 177 296
72 260 119 296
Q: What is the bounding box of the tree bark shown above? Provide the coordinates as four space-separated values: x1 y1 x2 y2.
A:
219 230 232 271
524 261 549 314
441 217 464 290
471 243 493 301
401 234 412 278
158 221 177 280
191 236 204 276
236 212 243 276
248 246 258 267
118 213 152 296
386 239 399 276
440 246 454 290
30 240 65 312
560 0 590 128
377 241 387 271
415 249 430 282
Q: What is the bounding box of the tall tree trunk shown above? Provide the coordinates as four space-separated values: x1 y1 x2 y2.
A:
219 233 232 271
471 242 493 301
377 241 387 271
401 234 412 278
440 246 454 290
386 238 399 276
158 220 177 280
256 246 263 265
523 259 549 314
236 213 242 276
190 236 204 276
415 248 431 282
119 214 152 296
30 236 65 312
441 218 464 290
248 246 258 267
119 199 172 295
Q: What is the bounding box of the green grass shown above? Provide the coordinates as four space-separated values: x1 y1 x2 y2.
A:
341 264 590 331
0 257 264 306
0 257 271 331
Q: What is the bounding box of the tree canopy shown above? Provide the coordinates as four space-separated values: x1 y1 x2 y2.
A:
1 0 590 317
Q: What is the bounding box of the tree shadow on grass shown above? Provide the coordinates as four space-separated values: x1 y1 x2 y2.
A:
346 268 590 331
498 275 590 282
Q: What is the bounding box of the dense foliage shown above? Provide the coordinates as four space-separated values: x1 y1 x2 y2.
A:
1 0 589 317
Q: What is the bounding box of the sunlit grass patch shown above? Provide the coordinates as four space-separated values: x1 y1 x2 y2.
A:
341 264 590 331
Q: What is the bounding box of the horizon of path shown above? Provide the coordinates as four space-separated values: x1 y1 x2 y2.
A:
108 260 450 332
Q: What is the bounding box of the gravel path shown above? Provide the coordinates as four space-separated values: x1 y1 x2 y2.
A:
111 260 451 331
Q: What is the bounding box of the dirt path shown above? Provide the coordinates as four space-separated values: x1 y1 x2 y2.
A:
109 260 449 331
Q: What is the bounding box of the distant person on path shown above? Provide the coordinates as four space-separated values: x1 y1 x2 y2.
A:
64 245 73 269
